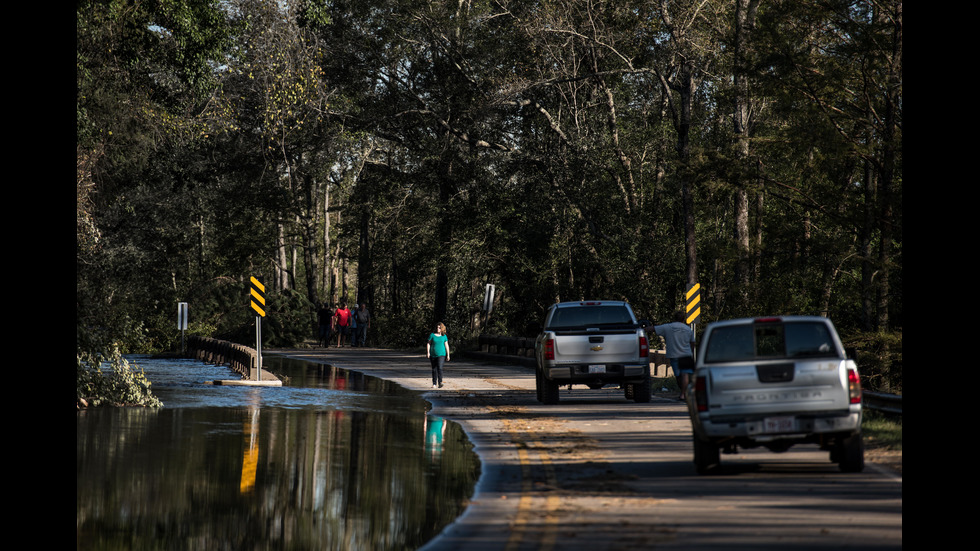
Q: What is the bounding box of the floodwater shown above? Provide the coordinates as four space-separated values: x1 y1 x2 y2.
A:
76 355 481 551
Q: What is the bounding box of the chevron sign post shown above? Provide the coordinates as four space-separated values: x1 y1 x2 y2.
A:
686 282 701 362
685 283 701 325
250 277 265 380
250 277 266 317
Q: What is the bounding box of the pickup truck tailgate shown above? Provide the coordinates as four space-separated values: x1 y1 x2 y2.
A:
705 359 850 415
552 331 641 363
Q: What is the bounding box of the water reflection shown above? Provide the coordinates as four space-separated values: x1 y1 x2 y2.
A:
425 416 446 465
77 355 480 550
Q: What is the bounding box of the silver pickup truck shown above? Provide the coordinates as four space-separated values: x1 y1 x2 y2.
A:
686 316 864 474
534 301 652 404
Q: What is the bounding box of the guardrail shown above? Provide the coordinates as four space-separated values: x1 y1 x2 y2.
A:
863 391 902 415
186 336 257 379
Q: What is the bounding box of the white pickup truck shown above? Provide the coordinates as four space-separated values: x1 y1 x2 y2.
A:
686 316 864 474
534 301 652 404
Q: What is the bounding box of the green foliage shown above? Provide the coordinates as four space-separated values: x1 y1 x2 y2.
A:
263 289 317 347
77 345 163 408
845 330 903 395
77 0 901 398
862 409 902 452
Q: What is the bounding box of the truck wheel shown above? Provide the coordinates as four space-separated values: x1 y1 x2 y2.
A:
624 383 634 400
541 376 560 405
693 436 721 475
836 432 865 473
633 368 652 403
535 369 544 403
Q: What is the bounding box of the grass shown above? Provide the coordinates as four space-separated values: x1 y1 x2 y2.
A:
862 409 902 451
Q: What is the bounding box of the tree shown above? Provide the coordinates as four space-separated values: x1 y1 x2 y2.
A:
753 0 902 328
77 0 238 404
76 0 901 363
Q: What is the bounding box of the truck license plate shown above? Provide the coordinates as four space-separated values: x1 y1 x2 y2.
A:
763 416 795 433
588 365 606 373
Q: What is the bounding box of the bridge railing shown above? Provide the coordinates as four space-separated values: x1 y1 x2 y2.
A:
186 336 257 379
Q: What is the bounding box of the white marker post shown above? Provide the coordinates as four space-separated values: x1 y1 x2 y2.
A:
177 302 189 354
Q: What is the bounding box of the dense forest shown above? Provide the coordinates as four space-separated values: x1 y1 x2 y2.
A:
77 0 902 398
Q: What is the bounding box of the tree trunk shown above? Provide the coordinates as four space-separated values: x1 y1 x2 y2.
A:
677 59 698 288
860 159 876 331
876 1 901 332
434 157 453 325
322 183 331 304
357 209 373 308
276 223 290 292
732 0 760 309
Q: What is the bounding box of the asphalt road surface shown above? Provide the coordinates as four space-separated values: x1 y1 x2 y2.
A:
268 347 902 551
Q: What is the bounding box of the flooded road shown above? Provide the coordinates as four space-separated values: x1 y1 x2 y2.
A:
76 355 481 550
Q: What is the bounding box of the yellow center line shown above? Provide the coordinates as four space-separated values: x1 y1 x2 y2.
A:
502 417 560 551
538 444 559 551
506 445 534 551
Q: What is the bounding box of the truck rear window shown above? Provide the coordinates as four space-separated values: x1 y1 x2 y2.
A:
547 306 634 330
704 321 838 363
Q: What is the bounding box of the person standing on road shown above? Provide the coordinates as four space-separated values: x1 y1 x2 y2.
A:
350 311 359 346
354 303 371 347
334 302 352 347
317 302 333 348
426 322 451 388
653 311 696 400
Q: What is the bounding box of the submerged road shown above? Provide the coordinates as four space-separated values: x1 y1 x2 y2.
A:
267 347 902 551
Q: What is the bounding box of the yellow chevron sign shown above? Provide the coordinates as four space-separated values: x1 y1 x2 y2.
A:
250 277 266 317
685 282 701 325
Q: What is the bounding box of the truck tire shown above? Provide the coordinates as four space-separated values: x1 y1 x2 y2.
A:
541 376 560 405
535 368 543 402
632 367 652 403
836 431 865 473
693 435 721 475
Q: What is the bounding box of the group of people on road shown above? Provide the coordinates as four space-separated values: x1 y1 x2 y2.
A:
316 301 693 397
417 313 692 395
417 310 692 395
317 302 372 348
315 298 452 388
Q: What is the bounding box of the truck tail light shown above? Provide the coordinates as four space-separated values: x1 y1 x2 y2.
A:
695 375 708 412
544 337 555 361
847 367 862 404
639 335 649 358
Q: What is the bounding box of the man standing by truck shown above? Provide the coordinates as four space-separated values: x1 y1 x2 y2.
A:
654 311 696 400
